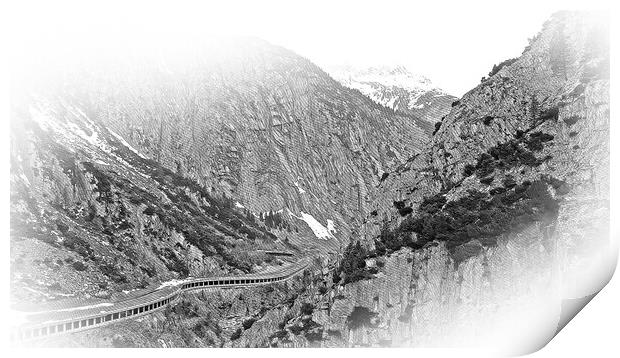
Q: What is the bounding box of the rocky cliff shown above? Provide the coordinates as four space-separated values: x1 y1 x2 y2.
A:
12 37 430 252
10 38 429 306
313 11 610 350
10 97 298 305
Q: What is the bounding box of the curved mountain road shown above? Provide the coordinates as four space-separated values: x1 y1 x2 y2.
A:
11 259 310 342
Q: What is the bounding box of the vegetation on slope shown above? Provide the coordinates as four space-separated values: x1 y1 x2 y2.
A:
375 176 564 261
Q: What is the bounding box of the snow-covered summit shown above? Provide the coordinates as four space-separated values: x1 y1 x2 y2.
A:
325 64 457 124
333 65 435 94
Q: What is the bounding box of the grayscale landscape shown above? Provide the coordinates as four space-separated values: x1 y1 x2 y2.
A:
8 5 610 351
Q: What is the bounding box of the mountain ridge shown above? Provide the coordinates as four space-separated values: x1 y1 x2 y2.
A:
10 36 430 306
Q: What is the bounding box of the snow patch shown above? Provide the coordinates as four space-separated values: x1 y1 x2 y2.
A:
109 129 147 159
294 181 307 194
290 211 335 240
384 96 397 109
29 106 143 172
235 202 245 209
157 278 190 290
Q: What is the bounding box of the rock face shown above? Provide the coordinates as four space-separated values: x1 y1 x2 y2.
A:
10 97 293 304
319 11 610 350
327 65 457 125
10 38 429 304
12 37 430 251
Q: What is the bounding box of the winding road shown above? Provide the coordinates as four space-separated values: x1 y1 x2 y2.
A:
11 259 310 342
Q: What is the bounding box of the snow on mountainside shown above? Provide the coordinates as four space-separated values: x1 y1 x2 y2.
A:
10 37 430 306
326 65 457 124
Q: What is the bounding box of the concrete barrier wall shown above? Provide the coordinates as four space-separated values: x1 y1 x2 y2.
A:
12 262 308 342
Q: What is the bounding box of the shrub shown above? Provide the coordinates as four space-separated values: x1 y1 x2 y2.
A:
270 330 288 340
159 247 190 277
488 58 518 77
305 329 324 342
398 206 413 216
346 306 377 330
326 329 342 338
451 242 483 265
289 324 304 335
525 132 555 151
172 301 199 318
463 164 476 177
261 211 287 230
479 176 494 185
563 115 581 126
539 107 559 121
62 233 94 260
482 116 494 125
503 176 517 188
335 241 372 284
515 130 525 140
230 328 242 341
242 317 257 330
72 261 87 271
100 262 128 284
111 336 135 348
82 162 113 203
376 177 563 255
300 302 315 315
463 139 544 178
433 121 442 135
474 153 495 177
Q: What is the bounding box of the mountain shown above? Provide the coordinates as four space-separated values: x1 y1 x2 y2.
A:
10 37 430 306
10 11 609 350
326 65 457 124
313 11 610 349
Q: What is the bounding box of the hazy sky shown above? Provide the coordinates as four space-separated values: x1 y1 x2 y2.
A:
10 0 610 96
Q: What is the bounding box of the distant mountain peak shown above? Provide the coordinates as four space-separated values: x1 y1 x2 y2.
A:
325 64 456 124
330 64 436 93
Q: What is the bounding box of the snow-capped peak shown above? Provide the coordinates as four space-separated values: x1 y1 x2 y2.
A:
324 64 457 124
327 64 438 95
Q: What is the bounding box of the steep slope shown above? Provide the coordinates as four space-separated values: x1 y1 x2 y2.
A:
10 101 296 305
303 11 610 348
10 37 429 305
13 37 429 249
327 65 457 125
